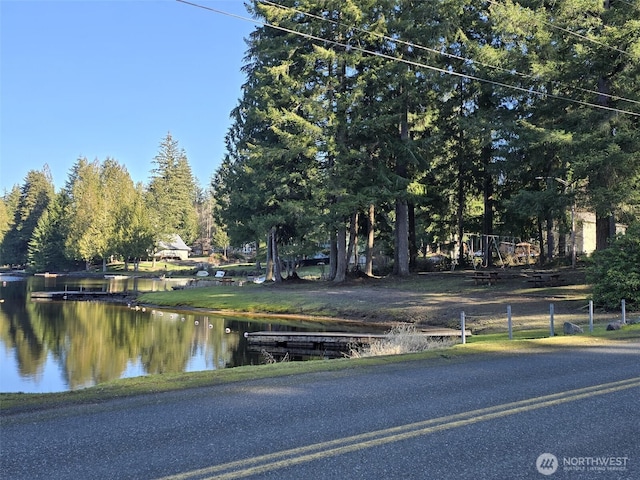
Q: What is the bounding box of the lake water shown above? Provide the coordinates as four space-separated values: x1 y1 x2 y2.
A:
0 274 365 393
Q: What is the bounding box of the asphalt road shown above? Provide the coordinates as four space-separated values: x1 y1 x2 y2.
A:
2 342 639 480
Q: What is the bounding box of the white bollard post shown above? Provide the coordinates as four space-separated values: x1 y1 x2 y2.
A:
550 303 555 337
622 299 626 324
461 311 466 345
507 305 512 340
589 300 594 333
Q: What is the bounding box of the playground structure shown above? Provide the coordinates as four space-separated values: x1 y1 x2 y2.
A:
464 235 540 268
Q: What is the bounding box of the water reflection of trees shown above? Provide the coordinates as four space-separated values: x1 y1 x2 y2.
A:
1 280 240 390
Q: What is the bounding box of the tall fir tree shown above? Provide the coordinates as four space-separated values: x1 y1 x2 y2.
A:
1 167 55 266
147 133 198 245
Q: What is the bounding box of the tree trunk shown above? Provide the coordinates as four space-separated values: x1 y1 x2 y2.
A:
265 230 274 281
546 216 554 261
254 237 261 271
271 228 282 283
482 144 494 267
346 211 359 272
537 217 545 265
394 198 410 276
457 162 465 265
408 202 417 271
594 1 614 251
394 100 410 276
596 214 612 251
334 224 347 282
365 203 375 276
329 230 337 281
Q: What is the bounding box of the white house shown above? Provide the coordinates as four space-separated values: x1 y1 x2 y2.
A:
154 234 192 261
573 211 626 256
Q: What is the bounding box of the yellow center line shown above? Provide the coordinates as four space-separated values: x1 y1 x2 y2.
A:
157 377 640 480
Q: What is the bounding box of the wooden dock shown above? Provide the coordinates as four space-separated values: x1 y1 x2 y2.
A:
30 291 131 301
246 328 470 356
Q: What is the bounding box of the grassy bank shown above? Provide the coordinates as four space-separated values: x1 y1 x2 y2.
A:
135 269 594 323
138 283 337 317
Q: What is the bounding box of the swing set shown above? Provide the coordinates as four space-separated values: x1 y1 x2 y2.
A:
463 234 538 269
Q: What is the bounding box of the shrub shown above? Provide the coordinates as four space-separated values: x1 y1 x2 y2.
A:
587 223 640 310
347 324 454 358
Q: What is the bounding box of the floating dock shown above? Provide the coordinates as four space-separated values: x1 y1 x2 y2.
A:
30 291 131 301
246 328 470 358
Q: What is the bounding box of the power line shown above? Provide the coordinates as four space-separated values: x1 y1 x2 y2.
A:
176 0 640 117
613 0 640 10
260 0 640 108
486 0 633 58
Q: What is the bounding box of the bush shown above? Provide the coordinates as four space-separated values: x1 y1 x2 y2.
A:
587 223 640 310
347 324 454 358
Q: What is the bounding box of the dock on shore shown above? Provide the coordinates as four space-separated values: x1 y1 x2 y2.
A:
246 328 470 358
30 291 131 301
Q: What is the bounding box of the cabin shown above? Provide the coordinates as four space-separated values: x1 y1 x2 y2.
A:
154 234 191 261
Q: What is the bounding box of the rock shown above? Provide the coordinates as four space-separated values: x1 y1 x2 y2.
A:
563 322 583 335
606 322 623 331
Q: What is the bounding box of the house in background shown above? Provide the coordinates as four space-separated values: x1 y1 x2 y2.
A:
155 234 191 261
574 211 626 256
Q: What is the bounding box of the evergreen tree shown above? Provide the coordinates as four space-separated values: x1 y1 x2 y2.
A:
147 133 198 244
216 0 638 274
1 168 55 266
115 183 155 270
495 0 640 252
0 186 20 266
218 1 328 281
28 192 71 271
64 158 106 270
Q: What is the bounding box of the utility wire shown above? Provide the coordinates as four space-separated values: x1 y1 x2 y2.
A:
613 0 640 9
176 0 639 117
260 0 640 107
486 0 633 58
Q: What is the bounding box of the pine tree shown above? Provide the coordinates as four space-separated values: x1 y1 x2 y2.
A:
0 186 20 266
147 133 198 244
28 192 71 271
64 158 106 269
115 183 155 271
1 168 55 266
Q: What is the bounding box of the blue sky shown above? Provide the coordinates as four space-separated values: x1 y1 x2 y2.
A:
1 0 255 192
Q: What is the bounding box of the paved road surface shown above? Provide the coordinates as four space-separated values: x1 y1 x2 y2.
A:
2 342 639 479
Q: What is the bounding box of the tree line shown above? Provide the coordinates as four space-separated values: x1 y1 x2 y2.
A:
0 133 224 271
212 0 639 282
2 1 638 287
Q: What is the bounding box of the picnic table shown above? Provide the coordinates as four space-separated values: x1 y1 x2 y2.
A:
470 271 501 286
213 270 235 285
527 273 561 287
